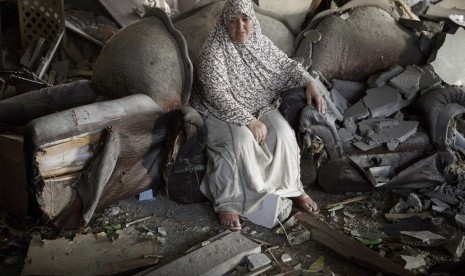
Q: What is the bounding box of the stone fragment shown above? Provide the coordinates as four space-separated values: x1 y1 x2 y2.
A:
399 255 426 270
431 198 449 211
331 79 366 104
281 253 292 263
367 65 403 88
344 100 369 122
330 88 349 115
418 65 442 94
367 166 392 187
363 86 401 118
455 214 465 229
337 128 354 142
400 230 446 246
245 253 272 271
430 27 465 85
290 230 311 245
144 232 261 275
389 65 424 100
425 191 459 205
138 189 154 201
444 235 465 258
406 193 422 212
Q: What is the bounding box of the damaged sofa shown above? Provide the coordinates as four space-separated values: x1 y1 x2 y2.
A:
0 8 193 229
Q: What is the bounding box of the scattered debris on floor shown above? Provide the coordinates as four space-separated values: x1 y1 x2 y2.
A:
1 0 465 275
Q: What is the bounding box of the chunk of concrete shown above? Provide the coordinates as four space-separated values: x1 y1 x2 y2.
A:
418 65 442 95
366 120 418 145
425 191 459 205
142 232 261 276
389 65 424 100
400 231 446 247
444 235 465 258
406 193 422 212
330 88 349 115
245 253 272 271
367 166 392 187
344 100 369 122
363 86 402 118
399 255 426 270
244 194 292 229
430 27 465 86
367 65 404 88
331 79 366 104
455 214 465 229
337 128 354 142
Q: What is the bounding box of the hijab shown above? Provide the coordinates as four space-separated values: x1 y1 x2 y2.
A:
191 0 313 126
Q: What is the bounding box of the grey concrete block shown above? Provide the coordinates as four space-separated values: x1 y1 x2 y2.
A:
337 128 354 142
363 86 401 118
353 141 382 151
389 65 424 100
367 65 404 88
245 253 272 271
143 232 261 276
399 255 426 270
330 88 349 115
431 27 465 86
344 100 369 122
367 120 418 145
455 214 465 229
400 231 446 247
419 65 442 95
331 79 366 104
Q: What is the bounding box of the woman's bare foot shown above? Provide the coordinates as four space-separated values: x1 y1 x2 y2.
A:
218 211 242 231
291 194 320 214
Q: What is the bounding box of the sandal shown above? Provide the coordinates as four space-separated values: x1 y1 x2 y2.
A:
218 211 242 231
291 194 320 215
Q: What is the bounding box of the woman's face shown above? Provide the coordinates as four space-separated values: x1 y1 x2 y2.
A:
226 14 253 43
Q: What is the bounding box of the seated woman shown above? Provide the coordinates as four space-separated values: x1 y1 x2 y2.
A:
190 0 326 231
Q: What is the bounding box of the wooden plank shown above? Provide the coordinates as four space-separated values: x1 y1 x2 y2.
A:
37 131 102 156
296 213 414 276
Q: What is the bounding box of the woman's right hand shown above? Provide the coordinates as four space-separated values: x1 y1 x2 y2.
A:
247 119 267 144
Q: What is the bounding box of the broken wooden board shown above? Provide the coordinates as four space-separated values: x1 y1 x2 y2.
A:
21 227 158 275
97 0 144 28
36 131 103 178
140 231 261 275
296 213 414 276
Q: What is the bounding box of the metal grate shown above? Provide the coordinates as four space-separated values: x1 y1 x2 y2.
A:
17 0 65 49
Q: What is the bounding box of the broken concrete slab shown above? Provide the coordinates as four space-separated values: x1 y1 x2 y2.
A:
400 230 446 247
330 88 349 115
431 198 450 212
406 193 422 212
425 191 459 205
344 100 369 122
244 194 292 229
337 128 354 142
364 120 419 147
331 79 366 104
245 253 272 271
398 255 426 270
443 235 465 258
141 232 261 276
363 86 402 118
430 27 465 86
367 166 392 187
367 65 404 88
21 227 158 275
418 65 442 95
455 214 465 229
389 65 424 101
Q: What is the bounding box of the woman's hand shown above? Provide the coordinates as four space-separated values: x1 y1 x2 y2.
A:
305 81 326 114
247 119 267 144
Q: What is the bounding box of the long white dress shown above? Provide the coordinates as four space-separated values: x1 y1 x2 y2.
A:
190 0 313 215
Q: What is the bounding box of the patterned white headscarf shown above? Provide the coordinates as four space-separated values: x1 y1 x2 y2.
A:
191 0 313 126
